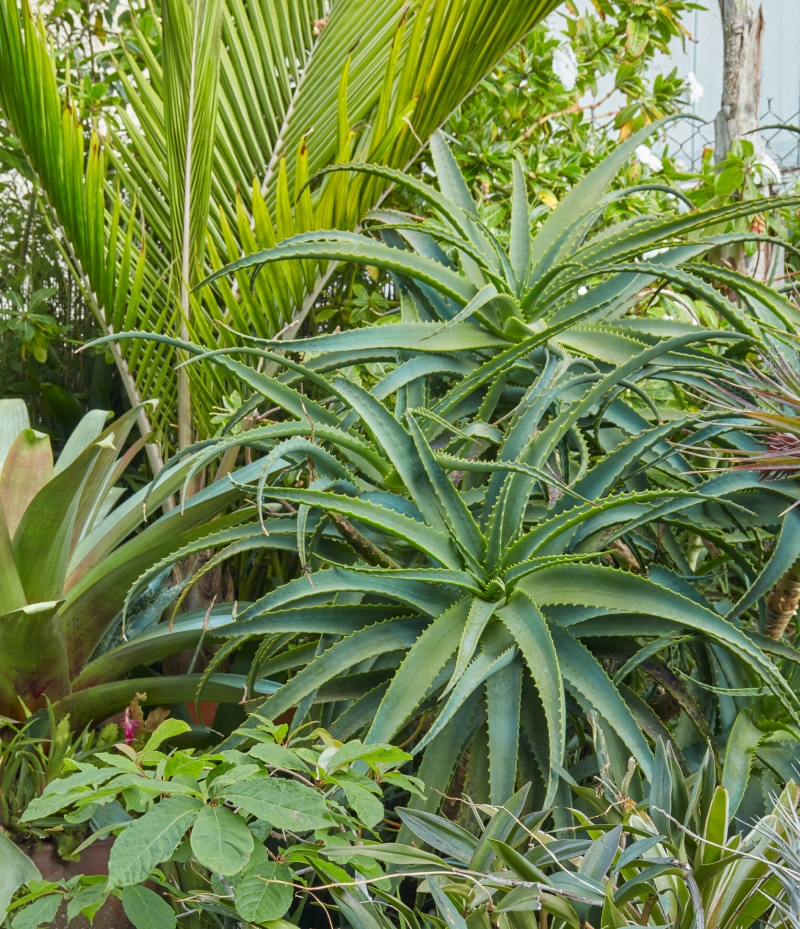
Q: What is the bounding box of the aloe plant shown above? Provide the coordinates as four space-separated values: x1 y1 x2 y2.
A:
100 127 800 809
0 398 283 726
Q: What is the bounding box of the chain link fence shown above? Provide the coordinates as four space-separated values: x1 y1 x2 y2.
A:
662 104 800 184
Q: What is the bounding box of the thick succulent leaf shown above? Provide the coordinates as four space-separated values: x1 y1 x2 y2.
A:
524 117 675 294
497 592 564 806
236 567 455 624
721 709 764 817
519 563 796 714
367 597 471 744
415 625 516 755
549 623 654 780
229 616 427 746
486 657 523 805
255 485 461 567
446 597 498 696
406 412 485 572
200 232 478 303
333 376 452 536
726 506 800 623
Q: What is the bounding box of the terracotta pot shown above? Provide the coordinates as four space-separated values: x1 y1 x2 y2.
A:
27 839 133 929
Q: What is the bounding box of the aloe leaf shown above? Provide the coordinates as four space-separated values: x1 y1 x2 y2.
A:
722 710 764 816
549 624 655 780
486 657 523 805
198 231 478 304
509 157 530 291
416 628 516 755
333 376 452 537
368 597 470 744
497 593 564 806
406 412 485 571
230 616 427 745
445 597 498 696
525 116 675 292
520 563 796 714
256 486 461 567
726 502 800 624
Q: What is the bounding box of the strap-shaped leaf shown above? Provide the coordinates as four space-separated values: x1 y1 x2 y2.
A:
549 623 654 781
406 412 485 572
497 592 564 806
445 596 498 696
255 486 461 568
415 625 516 755
231 616 427 743
726 506 800 623
334 376 452 536
368 596 471 744
199 231 478 304
237 567 456 624
520 563 797 715
486 656 523 805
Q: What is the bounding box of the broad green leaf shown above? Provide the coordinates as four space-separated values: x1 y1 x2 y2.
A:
0 398 29 473
235 861 294 923
470 783 530 872
108 795 203 886
121 885 177 929
0 830 40 918
10 895 62 929
220 773 333 830
140 719 192 760
0 428 52 538
190 804 254 876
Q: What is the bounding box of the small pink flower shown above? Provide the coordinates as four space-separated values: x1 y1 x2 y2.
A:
121 708 141 745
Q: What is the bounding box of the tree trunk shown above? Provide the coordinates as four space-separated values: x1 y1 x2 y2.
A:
713 0 768 277
714 0 764 162
764 556 800 640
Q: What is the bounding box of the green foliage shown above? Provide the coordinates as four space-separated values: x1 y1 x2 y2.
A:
122 130 800 811
0 397 268 725
3 718 422 926
7 727 800 929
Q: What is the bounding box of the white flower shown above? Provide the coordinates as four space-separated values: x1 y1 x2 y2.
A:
686 72 704 105
643 247 668 260
577 286 588 296
754 153 781 186
552 45 578 91
635 144 663 172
